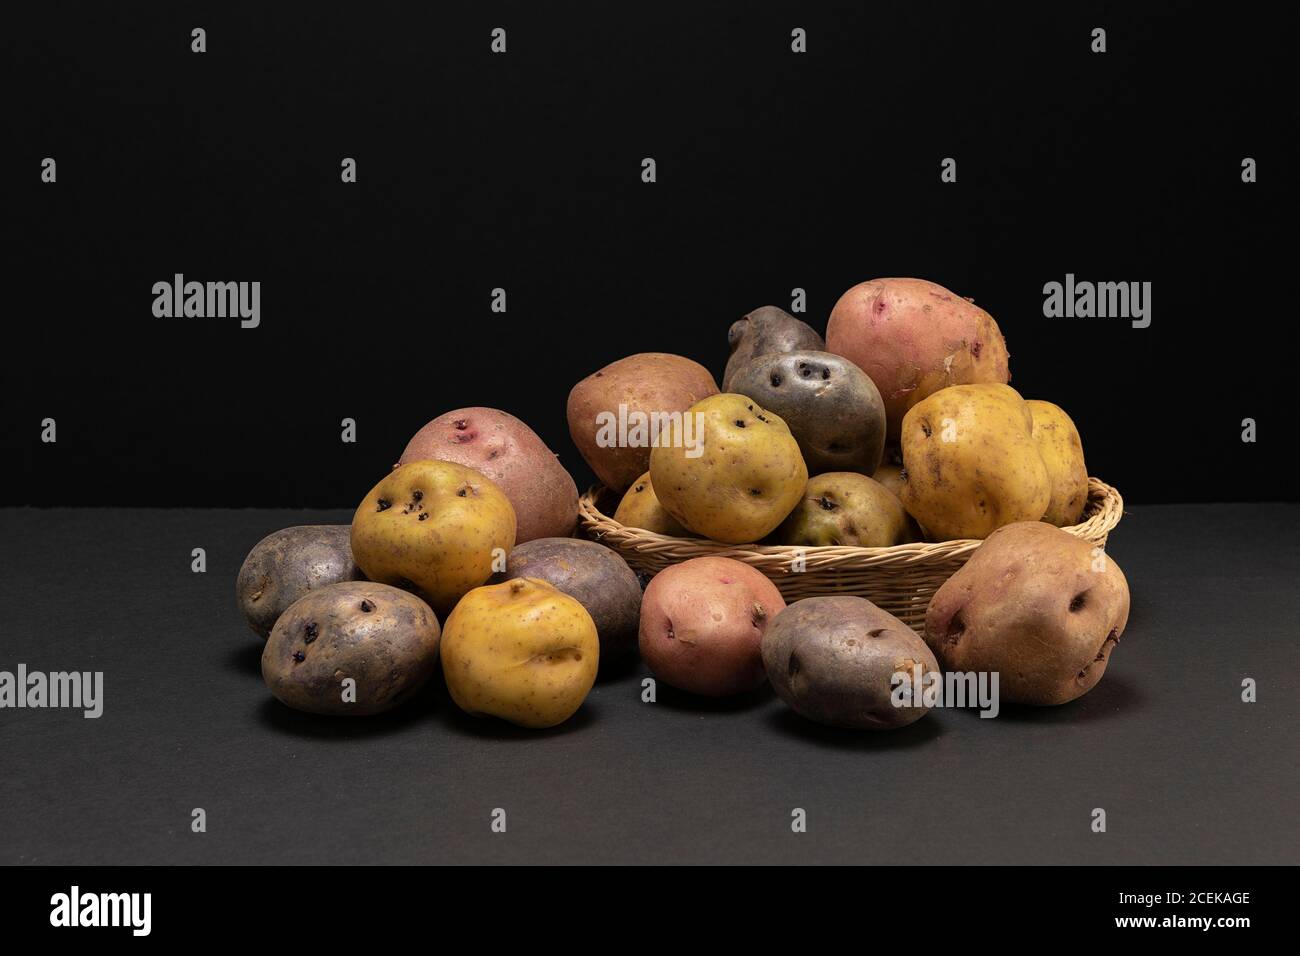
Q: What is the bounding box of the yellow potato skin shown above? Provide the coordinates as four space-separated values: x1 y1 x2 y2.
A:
899 384 1050 540
613 471 691 536
1027 399 1089 527
440 578 599 728
776 472 914 547
351 461 516 615
649 394 808 544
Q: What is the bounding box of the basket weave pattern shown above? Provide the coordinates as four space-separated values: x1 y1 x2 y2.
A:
579 477 1124 632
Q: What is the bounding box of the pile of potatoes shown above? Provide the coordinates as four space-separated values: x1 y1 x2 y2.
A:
235 276 1131 733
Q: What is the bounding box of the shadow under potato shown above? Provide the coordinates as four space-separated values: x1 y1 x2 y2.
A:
226 642 264 677
256 684 440 739
765 707 945 750
434 694 600 739
651 681 775 714
954 671 1142 725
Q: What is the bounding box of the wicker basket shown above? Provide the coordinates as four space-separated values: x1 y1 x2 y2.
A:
578 477 1124 632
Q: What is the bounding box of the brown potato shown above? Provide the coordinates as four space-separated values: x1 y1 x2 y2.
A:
1027 399 1089 527
567 352 719 492
722 306 825 392
262 582 440 715
498 538 643 662
613 471 691 536
925 522 1130 705
398 407 578 544
775 472 914 547
763 596 939 729
639 557 784 696
236 525 364 639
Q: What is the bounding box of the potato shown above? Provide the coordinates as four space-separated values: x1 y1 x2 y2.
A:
649 393 807 544
722 306 825 392
398 407 577 544
567 352 719 493
613 471 691 536
899 384 1050 540
727 350 886 475
826 277 1011 440
776 472 914 547
1027 399 1089 527
925 522 1130 705
236 525 363 639
498 538 642 662
441 578 599 728
763 596 939 729
351 460 516 615
262 582 440 715
639 556 784 696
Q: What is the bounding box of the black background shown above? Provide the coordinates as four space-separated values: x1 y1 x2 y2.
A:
5 2 1285 507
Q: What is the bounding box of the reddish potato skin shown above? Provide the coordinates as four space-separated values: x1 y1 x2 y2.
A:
826 278 1010 440
398 407 578 545
567 353 719 493
924 522 1130 705
639 557 785 696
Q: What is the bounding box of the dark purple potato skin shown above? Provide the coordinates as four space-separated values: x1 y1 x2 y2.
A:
722 306 825 392
728 350 886 476
497 538 643 663
262 582 440 716
236 525 364 639
762 596 938 729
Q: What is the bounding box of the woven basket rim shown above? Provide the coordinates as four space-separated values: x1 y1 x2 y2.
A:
579 476 1124 568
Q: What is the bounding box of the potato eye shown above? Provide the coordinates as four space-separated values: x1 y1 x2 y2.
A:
920 421 932 438
359 600 375 613
376 498 392 512
412 490 423 502
734 419 746 428
819 496 835 510
769 373 782 387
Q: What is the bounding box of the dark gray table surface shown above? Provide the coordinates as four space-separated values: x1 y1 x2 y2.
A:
0 505 1296 865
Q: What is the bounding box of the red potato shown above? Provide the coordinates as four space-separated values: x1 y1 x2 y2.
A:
639 556 785 696
398 407 578 545
826 277 1010 440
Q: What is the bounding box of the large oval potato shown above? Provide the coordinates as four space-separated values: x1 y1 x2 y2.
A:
775 472 914 547
567 352 719 493
826 277 1010 440
441 578 599 728
639 556 784 696
899 383 1050 540
498 538 642 662
236 525 364 639
613 471 691 536
262 582 440 715
727 350 886 475
722 306 825 392
925 522 1130 705
398 407 577 544
351 460 516 615
1027 399 1089 527
763 596 939 729
649 393 807 544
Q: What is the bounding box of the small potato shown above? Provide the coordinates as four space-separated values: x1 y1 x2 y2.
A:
613 471 691 536
925 522 1130 705
639 557 785 696
776 472 914 547
763 596 939 729
262 582 440 715
236 525 364 639
398 407 578 544
722 306 825 392
649 393 808 544
351 461 516 615
567 352 719 492
1027 399 1089 527
727 350 886 475
499 538 643 662
441 578 599 728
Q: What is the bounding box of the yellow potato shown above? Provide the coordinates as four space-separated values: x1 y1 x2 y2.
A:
613 471 691 536
899 384 1050 540
776 472 914 547
1027 399 1089 527
351 461 515 615
441 578 599 728
649 393 807 544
